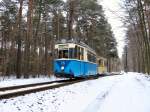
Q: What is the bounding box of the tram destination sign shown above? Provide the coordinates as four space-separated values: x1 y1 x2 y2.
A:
58 44 68 49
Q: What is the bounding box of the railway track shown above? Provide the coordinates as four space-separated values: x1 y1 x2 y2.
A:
0 79 72 91
0 78 86 100
0 73 122 100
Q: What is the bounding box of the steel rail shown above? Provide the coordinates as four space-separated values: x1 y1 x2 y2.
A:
0 79 74 91
0 79 85 99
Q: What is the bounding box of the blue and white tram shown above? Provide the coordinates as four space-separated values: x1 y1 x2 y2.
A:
54 41 98 78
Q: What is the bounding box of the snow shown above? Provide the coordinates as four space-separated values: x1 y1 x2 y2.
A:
0 75 63 88
0 73 150 112
98 73 150 112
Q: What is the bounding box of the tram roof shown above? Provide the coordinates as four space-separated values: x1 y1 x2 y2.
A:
56 39 96 54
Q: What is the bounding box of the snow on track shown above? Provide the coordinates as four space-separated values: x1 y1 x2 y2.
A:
0 73 150 112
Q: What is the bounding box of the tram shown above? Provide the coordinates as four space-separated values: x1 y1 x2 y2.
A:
54 40 97 78
97 56 107 74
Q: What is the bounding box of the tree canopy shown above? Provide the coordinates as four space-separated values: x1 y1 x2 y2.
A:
0 0 118 77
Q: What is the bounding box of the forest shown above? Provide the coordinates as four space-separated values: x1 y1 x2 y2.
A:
122 0 150 74
0 0 118 78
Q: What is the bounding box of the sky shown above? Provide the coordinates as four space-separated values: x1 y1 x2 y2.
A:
99 0 126 58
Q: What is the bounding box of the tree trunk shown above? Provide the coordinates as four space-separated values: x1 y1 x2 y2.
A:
68 0 75 39
16 0 23 78
24 0 33 78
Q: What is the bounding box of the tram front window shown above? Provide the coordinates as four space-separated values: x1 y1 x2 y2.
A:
58 50 69 58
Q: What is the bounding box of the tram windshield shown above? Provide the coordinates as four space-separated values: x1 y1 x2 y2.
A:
58 50 69 58
56 44 84 60
58 49 75 59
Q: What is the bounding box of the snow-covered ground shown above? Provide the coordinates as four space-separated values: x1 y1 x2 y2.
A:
0 72 150 112
0 75 64 88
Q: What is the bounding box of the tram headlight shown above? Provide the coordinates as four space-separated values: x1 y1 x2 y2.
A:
61 66 64 71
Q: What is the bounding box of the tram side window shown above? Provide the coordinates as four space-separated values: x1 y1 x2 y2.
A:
75 46 77 59
78 46 80 60
58 50 69 58
87 51 96 63
92 54 96 63
80 48 84 60
93 56 96 63
75 46 80 60
74 46 84 60
87 52 91 62
99 59 105 66
99 59 102 65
